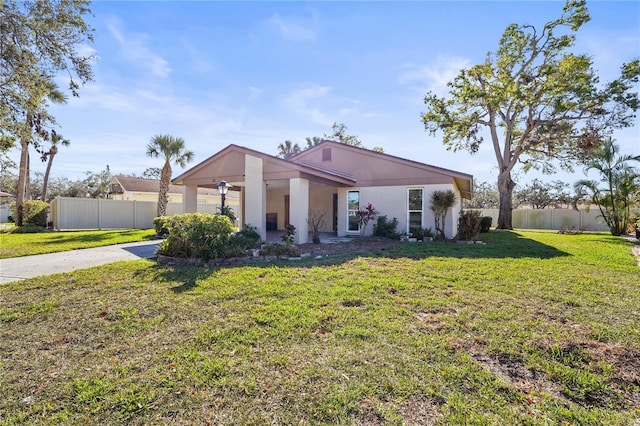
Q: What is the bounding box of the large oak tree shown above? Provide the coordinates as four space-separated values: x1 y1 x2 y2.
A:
421 0 639 229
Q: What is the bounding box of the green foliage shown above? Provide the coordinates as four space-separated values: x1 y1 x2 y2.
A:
457 210 482 241
516 179 572 209
372 215 400 240
220 206 236 224
276 140 301 159
259 242 300 257
465 180 498 209
22 200 49 227
229 224 262 251
421 0 640 229
574 138 639 236
152 216 171 236
480 216 493 233
11 225 49 234
281 224 296 244
146 135 194 217
429 190 456 240
158 213 235 260
409 226 434 240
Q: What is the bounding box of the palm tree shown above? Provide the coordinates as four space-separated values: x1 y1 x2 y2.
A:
15 77 67 225
430 190 457 240
574 138 640 236
41 131 70 202
276 140 301 159
146 135 194 217
305 136 323 149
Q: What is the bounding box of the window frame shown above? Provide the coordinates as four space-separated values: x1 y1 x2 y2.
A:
347 190 360 233
407 188 424 232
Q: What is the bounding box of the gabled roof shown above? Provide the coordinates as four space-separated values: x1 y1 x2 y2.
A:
172 144 357 187
171 141 472 198
290 140 473 198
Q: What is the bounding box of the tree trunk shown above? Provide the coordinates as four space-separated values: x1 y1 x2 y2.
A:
41 147 57 202
496 170 515 230
15 139 30 226
156 161 171 217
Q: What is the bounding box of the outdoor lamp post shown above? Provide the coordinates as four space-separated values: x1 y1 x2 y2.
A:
217 180 229 212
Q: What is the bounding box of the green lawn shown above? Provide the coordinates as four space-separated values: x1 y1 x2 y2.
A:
1 231 638 425
0 229 158 258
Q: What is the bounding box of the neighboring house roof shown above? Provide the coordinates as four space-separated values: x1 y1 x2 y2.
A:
0 191 14 198
110 175 237 198
172 141 472 199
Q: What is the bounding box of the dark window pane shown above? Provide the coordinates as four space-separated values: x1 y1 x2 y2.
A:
348 212 359 231
409 212 422 228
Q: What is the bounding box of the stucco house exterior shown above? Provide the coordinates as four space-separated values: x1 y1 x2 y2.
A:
172 140 472 244
108 175 239 208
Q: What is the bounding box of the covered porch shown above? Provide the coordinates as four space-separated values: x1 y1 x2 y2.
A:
172 145 355 244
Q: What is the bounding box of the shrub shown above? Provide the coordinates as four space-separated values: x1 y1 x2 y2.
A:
153 216 172 236
281 224 296 244
260 243 300 257
158 213 235 260
410 226 434 241
225 225 261 257
480 216 493 233
373 215 400 240
22 200 49 227
457 210 482 241
11 225 49 234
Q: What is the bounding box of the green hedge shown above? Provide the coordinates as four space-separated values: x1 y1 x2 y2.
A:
157 214 262 260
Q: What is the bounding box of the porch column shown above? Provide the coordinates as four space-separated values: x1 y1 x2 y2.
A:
244 154 266 241
289 177 309 244
183 185 198 213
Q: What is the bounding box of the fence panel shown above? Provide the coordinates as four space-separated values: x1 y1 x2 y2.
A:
50 198 226 230
0 205 9 222
475 208 609 231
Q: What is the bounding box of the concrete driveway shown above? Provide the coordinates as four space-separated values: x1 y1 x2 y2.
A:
0 240 160 284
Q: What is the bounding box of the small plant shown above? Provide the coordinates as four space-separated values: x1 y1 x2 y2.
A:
457 210 481 241
281 224 296 244
373 215 400 240
480 216 493 233
260 242 300 257
429 190 456 240
220 205 236 224
307 210 327 244
357 203 378 236
410 226 434 241
153 216 172 236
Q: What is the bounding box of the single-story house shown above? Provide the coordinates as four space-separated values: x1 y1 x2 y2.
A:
108 175 239 208
172 140 472 244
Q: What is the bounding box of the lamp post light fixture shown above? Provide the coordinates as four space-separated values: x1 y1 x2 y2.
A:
216 180 230 212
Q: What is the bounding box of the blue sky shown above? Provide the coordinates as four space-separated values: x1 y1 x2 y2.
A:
14 0 640 187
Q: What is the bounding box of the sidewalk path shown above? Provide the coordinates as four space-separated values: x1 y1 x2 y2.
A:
0 240 160 284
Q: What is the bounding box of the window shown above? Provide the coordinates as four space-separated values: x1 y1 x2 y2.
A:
408 188 423 231
322 148 332 161
347 191 359 232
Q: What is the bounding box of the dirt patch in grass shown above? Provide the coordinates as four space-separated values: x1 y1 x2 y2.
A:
450 338 568 404
354 396 442 425
297 238 400 257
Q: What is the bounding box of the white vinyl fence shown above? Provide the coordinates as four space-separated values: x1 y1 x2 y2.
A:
50 197 223 230
0 205 8 222
475 208 609 231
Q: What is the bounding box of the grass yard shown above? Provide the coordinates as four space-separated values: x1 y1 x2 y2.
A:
1 230 638 425
0 229 158 259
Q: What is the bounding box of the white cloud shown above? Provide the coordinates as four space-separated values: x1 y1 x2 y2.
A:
398 56 470 96
283 84 333 126
267 13 318 42
247 86 264 101
106 18 171 78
